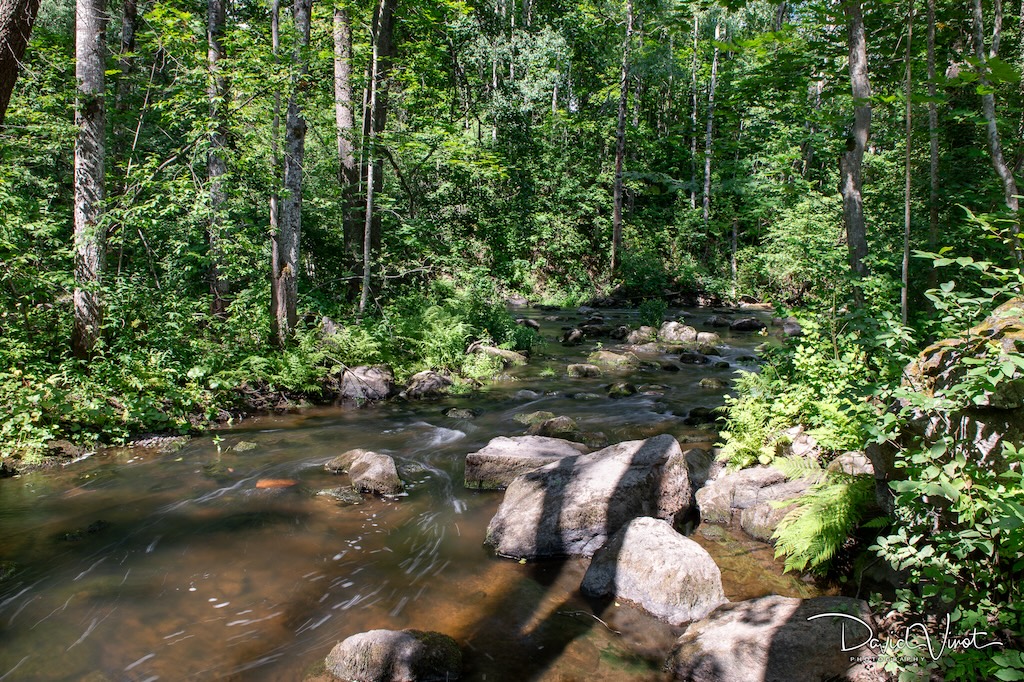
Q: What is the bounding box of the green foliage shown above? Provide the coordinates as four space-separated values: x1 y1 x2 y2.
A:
771 457 878 573
637 298 668 327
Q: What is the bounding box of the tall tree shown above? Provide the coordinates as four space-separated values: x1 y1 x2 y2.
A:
271 0 313 345
0 0 41 125
971 0 1022 261
901 0 913 325
208 0 230 317
610 0 634 276
72 0 107 357
115 0 138 110
840 0 871 303
702 19 721 230
334 4 359 262
359 0 397 314
926 0 939 291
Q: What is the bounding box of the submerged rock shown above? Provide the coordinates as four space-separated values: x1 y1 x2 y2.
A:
484 434 694 559
665 596 882 682
587 350 638 368
581 517 726 625
513 410 557 426
705 315 732 328
607 382 638 398
325 449 404 496
315 486 363 505
567 363 602 378
698 377 728 390
325 629 461 682
464 436 589 490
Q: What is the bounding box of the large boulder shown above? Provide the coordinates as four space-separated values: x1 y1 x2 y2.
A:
665 596 882 682
626 326 658 344
325 629 461 682
468 342 528 366
464 436 589 490
326 449 404 496
730 317 767 332
335 365 395 402
695 466 810 542
401 371 453 399
581 517 726 625
659 321 698 344
484 434 694 559
869 298 1024 510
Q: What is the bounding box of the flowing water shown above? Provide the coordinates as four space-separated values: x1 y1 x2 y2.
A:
0 307 826 682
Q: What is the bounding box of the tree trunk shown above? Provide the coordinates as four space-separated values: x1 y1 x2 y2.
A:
610 0 633 277
72 0 107 358
271 0 312 346
208 0 230 317
0 0 41 125
358 0 397 314
114 0 137 110
702 20 720 230
971 0 1022 261
927 0 939 292
689 13 698 210
840 0 871 304
901 0 913 325
334 5 359 263
269 0 284 342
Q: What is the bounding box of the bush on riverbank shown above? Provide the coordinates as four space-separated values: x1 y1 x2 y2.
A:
0 277 535 464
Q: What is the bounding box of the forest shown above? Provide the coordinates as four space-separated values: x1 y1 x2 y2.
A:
2 0 1024 677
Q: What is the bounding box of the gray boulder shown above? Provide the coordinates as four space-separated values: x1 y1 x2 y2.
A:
730 317 767 332
402 371 453 399
695 466 810 542
695 331 721 345
325 449 404 496
659 321 698 343
665 596 882 682
336 365 395 402
706 315 732 328
587 350 638 368
581 517 726 625
325 629 461 682
484 434 693 559
626 326 658 344
464 436 589 490
468 342 527 366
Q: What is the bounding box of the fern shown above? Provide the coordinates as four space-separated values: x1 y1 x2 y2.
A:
771 470 876 573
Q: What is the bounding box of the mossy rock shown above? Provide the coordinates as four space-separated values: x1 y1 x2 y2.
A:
513 410 556 426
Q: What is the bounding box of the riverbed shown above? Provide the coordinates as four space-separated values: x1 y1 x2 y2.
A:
0 306 823 681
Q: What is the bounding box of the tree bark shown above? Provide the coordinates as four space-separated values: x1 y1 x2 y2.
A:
0 0 41 125
114 0 137 110
271 0 312 346
269 0 283 341
840 0 871 304
971 0 1022 261
702 20 721 230
901 0 913 325
927 0 939 292
208 0 230 317
610 0 633 277
334 5 359 263
689 13 698 210
358 0 397 314
72 0 107 358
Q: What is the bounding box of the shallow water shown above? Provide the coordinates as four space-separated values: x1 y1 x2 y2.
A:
0 307 824 681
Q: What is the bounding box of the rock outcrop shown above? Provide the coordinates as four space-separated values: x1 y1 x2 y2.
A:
401 371 453 399
334 365 395 402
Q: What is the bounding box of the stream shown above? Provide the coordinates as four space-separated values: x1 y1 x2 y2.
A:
0 306 825 681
